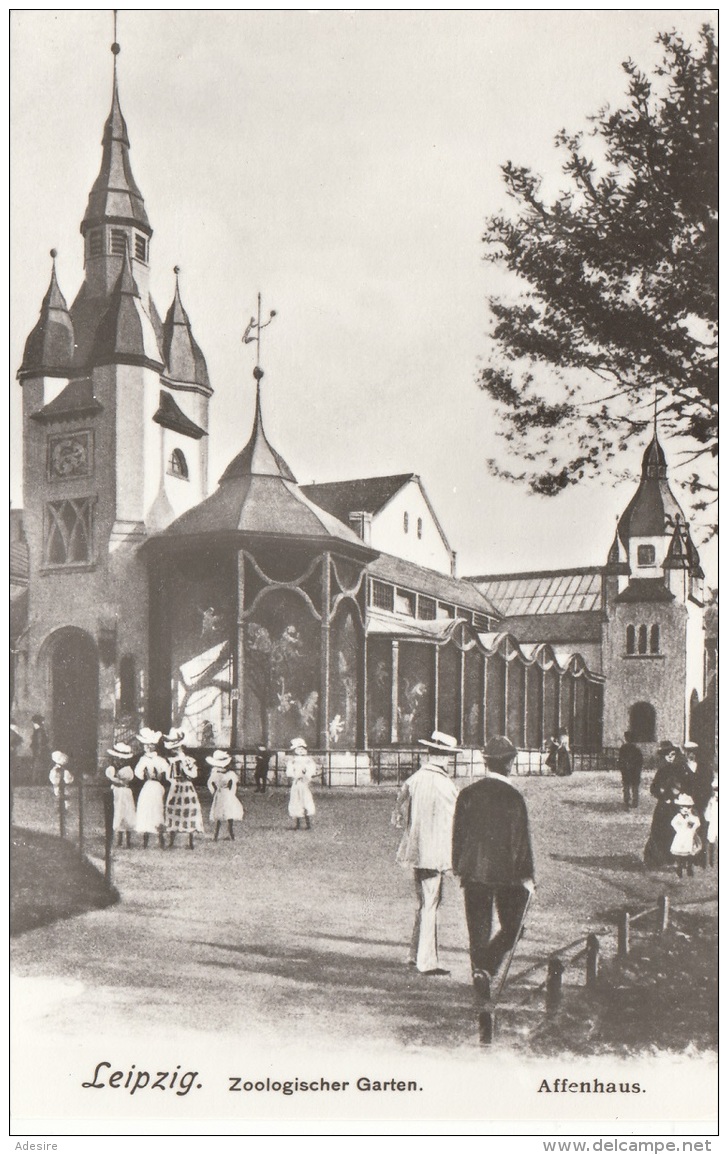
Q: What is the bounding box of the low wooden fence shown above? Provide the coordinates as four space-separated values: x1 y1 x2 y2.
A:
479 895 672 1045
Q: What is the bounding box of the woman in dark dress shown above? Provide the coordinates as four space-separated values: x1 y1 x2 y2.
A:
644 742 691 867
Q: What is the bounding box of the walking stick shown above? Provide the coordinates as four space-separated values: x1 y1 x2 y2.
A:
492 886 533 1004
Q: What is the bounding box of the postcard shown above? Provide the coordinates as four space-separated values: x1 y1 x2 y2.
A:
9 9 717 1139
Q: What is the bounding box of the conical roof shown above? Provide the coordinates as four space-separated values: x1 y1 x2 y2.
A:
81 65 150 236
159 379 374 555
162 274 211 393
618 434 684 543
18 257 75 379
92 245 162 368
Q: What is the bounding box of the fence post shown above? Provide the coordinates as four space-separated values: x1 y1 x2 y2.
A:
546 956 564 1012
618 911 630 957
658 895 670 935
77 778 84 855
59 774 66 840
478 1009 495 1045
585 933 600 987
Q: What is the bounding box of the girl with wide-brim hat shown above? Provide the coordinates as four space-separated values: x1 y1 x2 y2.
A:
105 742 136 848
164 730 204 849
285 738 318 830
134 729 169 849
206 750 244 842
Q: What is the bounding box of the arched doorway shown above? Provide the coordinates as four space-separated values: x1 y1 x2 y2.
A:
48 628 99 776
629 701 656 743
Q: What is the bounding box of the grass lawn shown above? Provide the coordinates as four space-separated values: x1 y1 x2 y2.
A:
10 774 717 1056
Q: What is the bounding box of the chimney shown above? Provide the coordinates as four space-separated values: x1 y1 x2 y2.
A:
348 511 372 545
451 550 457 578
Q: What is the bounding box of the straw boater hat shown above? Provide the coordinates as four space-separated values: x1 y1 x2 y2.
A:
137 727 161 745
418 730 461 753
290 737 307 752
164 728 187 748
676 793 695 807
206 750 232 768
108 742 133 760
51 751 69 765
683 740 699 752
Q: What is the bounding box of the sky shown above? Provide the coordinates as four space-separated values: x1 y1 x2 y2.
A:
10 9 717 583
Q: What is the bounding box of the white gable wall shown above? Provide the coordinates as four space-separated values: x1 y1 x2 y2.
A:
369 479 452 574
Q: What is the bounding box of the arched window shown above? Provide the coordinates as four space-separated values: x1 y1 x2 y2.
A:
626 625 635 654
637 625 648 655
403 512 409 534
168 448 189 479
629 701 656 743
119 655 136 714
417 517 423 539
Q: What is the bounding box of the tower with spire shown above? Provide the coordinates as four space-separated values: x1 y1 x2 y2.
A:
601 429 705 750
16 30 212 769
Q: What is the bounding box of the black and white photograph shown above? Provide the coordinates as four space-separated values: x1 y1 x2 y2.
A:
9 9 717 1139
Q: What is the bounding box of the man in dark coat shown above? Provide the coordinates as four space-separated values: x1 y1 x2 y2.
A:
254 746 273 793
617 730 643 809
452 735 535 1002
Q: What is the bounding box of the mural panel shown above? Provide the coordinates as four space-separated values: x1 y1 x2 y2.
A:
463 647 484 746
367 637 392 746
485 652 506 738
243 588 320 748
438 641 461 739
398 642 434 745
328 601 361 747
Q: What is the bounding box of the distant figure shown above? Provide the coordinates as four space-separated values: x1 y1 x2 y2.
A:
49 750 73 808
31 714 50 785
644 741 688 868
134 727 168 850
392 730 459 976
704 776 718 868
104 742 137 849
452 735 535 1003
254 745 273 794
286 738 318 830
553 732 572 777
618 731 643 809
207 750 244 841
670 793 702 879
544 736 559 774
164 728 204 849
10 721 23 819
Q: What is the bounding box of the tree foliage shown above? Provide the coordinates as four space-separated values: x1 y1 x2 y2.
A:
480 26 717 519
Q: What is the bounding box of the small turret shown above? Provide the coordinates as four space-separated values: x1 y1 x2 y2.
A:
18 252 75 380
91 244 162 369
162 270 211 394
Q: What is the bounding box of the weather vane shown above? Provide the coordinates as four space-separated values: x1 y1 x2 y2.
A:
243 293 277 381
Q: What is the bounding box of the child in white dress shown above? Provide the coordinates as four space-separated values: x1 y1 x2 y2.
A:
49 750 73 809
105 742 137 848
286 737 318 830
670 793 702 878
134 728 169 849
206 750 244 841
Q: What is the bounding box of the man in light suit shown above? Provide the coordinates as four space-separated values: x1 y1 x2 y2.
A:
393 730 460 976
452 734 535 1002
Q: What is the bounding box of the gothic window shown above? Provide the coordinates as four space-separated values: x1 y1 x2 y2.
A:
89 230 103 257
370 580 394 612
403 512 409 534
110 229 127 256
650 624 660 654
637 544 656 567
626 625 636 654
637 624 648 655
44 498 94 566
417 595 436 620
134 234 148 263
417 517 423 539
168 448 189 479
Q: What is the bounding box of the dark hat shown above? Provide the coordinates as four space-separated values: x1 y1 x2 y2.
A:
484 735 517 762
657 740 677 754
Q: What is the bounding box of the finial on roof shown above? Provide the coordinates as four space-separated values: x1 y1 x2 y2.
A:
173 265 180 276
50 248 57 261
242 292 277 378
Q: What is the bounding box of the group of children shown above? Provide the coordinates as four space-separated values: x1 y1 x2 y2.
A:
671 779 719 878
49 731 319 847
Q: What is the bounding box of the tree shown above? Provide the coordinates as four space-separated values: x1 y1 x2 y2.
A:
480 26 717 527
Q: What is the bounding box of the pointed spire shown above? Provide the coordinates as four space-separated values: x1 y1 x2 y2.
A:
18 250 75 379
162 267 211 392
81 31 150 236
92 243 162 368
219 378 296 483
641 433 668 480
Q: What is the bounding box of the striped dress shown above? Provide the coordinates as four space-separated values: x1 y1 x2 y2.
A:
165 753 204 834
